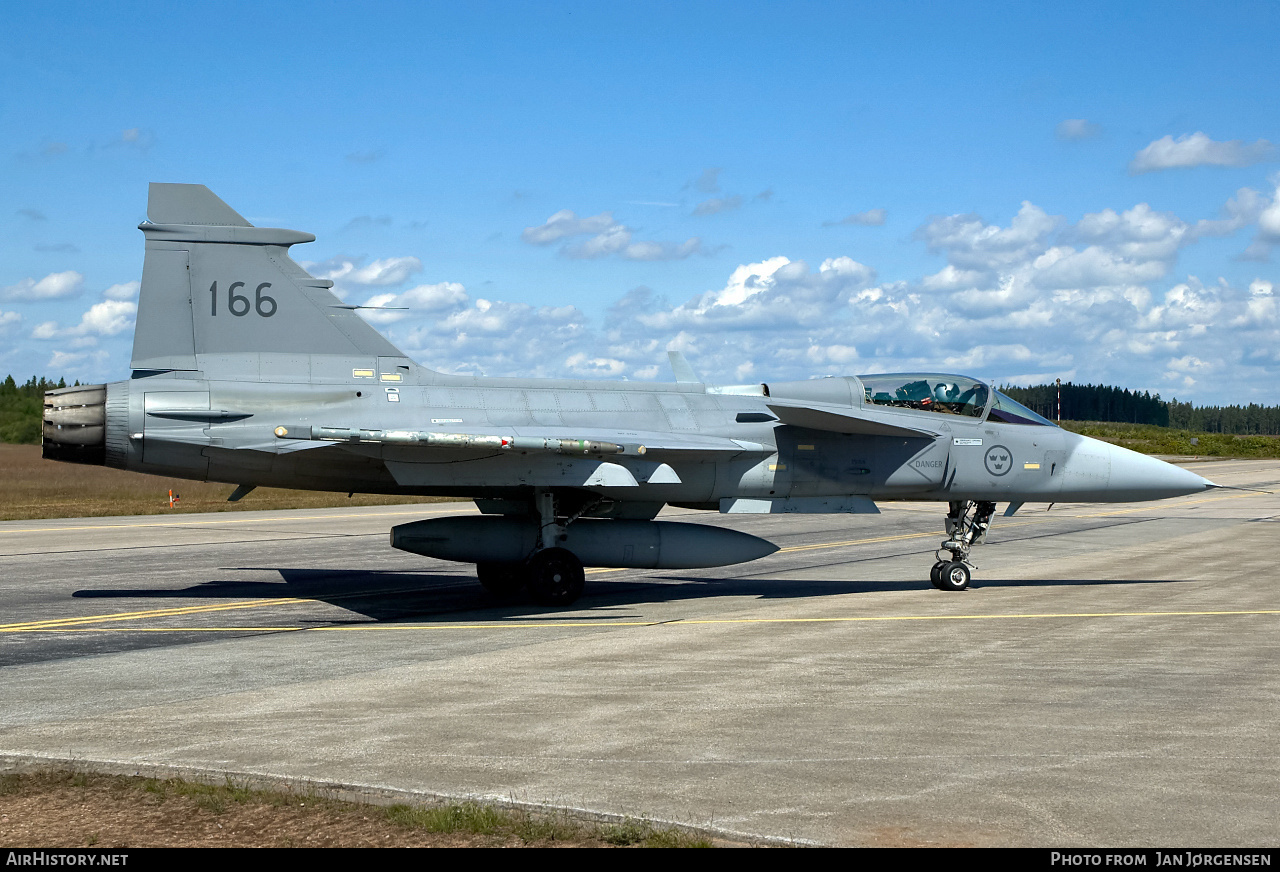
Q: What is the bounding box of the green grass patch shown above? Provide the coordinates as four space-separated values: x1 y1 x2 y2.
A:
384 802 506 835
2 768 726 847
1059 421 1280 459
137 776 286 814
599 817 715 848
382 803 712 846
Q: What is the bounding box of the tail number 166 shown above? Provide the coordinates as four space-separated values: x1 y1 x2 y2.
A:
209 281 277 317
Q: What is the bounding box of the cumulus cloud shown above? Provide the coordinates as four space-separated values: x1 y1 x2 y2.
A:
563 223 633 258
32 300 137 340
635 255 876 331
523 209 707 261
0 311 20 335
102 281 140 301
823 209 887 227
920 265 986 291
1071 203 1188 257
1014 203 1193 290
1231 279 1277 328
1056 119 1101 141
1033 245 1171 289
346 257 422 285
522 210 617 245
1140 277 1223 332
913 198 1223 309
73 299 136 336
305 255 423 285
357 281 469 324
47 350 91 370
565 353 626 376
1193 187 1267 238
571 234 706 261
1257 185 1280 241
942 344 1035 370
255 193 1278 403
1130 132 1275 174
390 296 593 377
341 187 1280 400
916 201 1058 280
2 271 84 302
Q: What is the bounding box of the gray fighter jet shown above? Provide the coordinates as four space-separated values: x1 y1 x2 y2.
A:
42 184 1216 605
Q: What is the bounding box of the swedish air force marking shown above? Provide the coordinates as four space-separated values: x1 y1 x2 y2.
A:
984 444 1012 476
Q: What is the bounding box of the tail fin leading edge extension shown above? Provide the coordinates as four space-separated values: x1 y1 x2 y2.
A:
131 183 404 372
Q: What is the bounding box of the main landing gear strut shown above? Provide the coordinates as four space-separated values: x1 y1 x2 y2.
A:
475 490 587 607
930 500 996 591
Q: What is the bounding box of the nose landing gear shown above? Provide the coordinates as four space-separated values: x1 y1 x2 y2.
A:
930 500 996 591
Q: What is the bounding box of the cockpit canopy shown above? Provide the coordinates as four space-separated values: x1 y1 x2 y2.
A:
987 390 1057 426
859 373 989 418
856 373 1057 426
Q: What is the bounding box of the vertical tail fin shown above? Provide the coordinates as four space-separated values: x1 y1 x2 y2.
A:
131 183 405 372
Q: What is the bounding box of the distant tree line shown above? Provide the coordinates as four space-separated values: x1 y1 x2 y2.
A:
0 375 70 444
1002 382 1280 435
1165 400 1280 435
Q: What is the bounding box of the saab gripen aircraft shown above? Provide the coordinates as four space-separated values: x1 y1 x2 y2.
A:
42 184 1217 605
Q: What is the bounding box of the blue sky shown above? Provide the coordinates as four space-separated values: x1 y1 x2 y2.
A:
3 2 1279 404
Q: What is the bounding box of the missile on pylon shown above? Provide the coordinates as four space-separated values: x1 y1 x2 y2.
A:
275 425 630 455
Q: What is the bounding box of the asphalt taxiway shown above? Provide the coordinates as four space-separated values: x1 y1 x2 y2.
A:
2 458 1277 846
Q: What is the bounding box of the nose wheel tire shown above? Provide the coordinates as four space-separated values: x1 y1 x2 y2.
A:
929 562 946 589
936 561 971 592
477 562 525 598
525 547 586 607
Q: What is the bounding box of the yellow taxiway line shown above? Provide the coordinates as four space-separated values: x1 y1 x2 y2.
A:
4 488 1269 634
5 608 1278 634
0 598 311 631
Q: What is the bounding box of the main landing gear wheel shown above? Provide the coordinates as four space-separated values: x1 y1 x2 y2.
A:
936 561 971 592
525 547 585 607
477 562 525 598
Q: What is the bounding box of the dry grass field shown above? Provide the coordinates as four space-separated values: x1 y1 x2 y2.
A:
0 444 455 521
0 769 720 848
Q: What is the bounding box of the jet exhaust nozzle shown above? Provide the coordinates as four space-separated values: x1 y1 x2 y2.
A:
42 385 108 466
391 516 779 569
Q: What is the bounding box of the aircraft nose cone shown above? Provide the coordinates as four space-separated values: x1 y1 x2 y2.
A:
1098 438 1215 501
